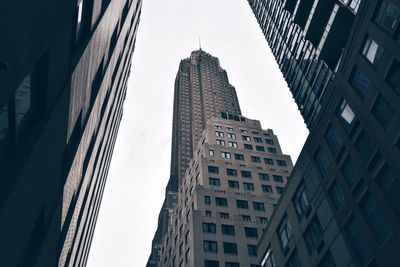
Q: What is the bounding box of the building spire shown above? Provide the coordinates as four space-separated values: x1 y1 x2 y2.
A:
199 37 202 51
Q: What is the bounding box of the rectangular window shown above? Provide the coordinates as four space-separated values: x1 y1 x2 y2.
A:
221 151 231 159
256 145 265 152
236 200 249 209
254 137 263 143
362 37 384 66
209 178 220 187
277 160 287 167
241 170 252 178
244 144 253 150
336 99 355 128
216 139 225 146
304 217 323 254
227 168 238 176
15 75 32 131
375 164 400 216
245 227 258 238
258 217 268 224
360 192 392 244
216 197 228 207
248 245 257 256
277 186 285 194
286 250 301 267
209 150 215 157
261 248 276 267
273 175 283 183
203 222 217 233
293 182 310 217
203 240 218 253
371 94 395 129
345 216 373 265
220 212 230 219
208 166 219 174
374 1 400 35
278 216 292 250
268 147 277 153
234 153 244 160
205 260 219 267
341 157 361 188
242 215 251 221
242 135 251 141
262 185 273 193
386 60 400 93
355 130 376 163
314 148 330 176
350 67 371 98
228 180 239 189
227 133 236 139
265 138 274 144
259 173 269 181
216 131 224 137
243 182 255 191
324 125 342 155
221 224 235 235
251 156 261 163
204 196 211 205
228 141 238 148
264 158 274 165
253 202 265 211
328 180 345 209
223 242 238 254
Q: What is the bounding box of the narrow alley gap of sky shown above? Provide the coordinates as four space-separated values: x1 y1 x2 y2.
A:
87 0 308 266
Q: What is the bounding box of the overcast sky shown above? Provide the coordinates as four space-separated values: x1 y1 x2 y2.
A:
87 0 308 266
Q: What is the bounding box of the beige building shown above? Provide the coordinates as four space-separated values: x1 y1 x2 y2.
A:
159 114 293 267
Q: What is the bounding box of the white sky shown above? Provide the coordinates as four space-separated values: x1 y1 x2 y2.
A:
87 0 308 266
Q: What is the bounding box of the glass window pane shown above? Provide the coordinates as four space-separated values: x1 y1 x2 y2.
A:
371 94 395 128
337 99 355 127
15 75 31 127
0 105 9 142
350 67 370 98
341 157 361 188
375 2 400 34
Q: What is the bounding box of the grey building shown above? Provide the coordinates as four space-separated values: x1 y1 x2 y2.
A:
0 0 142 266
247 0 400 266
158 114 293 267
148 50 242 266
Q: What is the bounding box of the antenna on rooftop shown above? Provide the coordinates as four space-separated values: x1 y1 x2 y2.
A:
199 37 202 51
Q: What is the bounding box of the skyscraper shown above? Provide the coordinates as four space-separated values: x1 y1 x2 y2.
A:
247 1 400 266
0 0 142 266
147 50 293 266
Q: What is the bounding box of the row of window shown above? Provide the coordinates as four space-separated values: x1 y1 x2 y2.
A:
203 223 259 238
203 210 268 224
209 150 286 166
214 140 278 153
203 240 258 256
209 178 284 193
204 260 260 267
204 196 266 211
208 166 287 180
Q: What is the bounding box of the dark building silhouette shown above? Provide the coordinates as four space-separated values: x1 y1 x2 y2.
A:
248 0 400 266
0 0 142 266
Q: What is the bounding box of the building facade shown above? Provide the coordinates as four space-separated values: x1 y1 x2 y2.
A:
248 1 400 266
0 0 142 266
148 50 243 266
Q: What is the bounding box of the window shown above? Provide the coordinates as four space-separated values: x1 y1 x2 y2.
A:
228 141 238 148
336 99 355 128
268 147 277 153
76 1 84 41
328 180 345 209
258 217 268 224
220 212 230 219
234 153 244 160
225 262 239 267
278 216 292 250
374 1 400 35
209 150 215 157
386 60 400 92
221 224 235 235
227 168 238 176
236 200 249 209
216 197 228 207
317 251 335 267
227 133 236 139
345 216 373 265
216 131 224 137
227 127 234 131
362 37 384 66
242 135 251 141
324 125 342 155
205 196 211 205
221 152 231 159
216 139 225 146
375 164 400 216
371 94 395 129
256 145 265 152
245 227 258 238
293 182 310 217
259 173 269 181
244 144 253 150
262 185 273 193
205 210 212 217
214 125 222 129
248 245 258 256
314 148 330 176
254 137 263 143
228 180 239 189
243 182 255 191
185 249 190 263
203 240 218 252
360 192 392 244
223 242 238 254
253 202 265 211
276 187 285 194
261 248 276 267
241 129 248 133
205 260 219 267
341 157 361 188
203 223 217 233
185 231 190 243
350 67 370 98
277 160 287 167
264 158 274 165
286 250 301 267
241 170 252 178
209 178 220 187
242 215 251 221
355 130 376 163
265 138 274 144
208 166 219 174
273 175 283 183
251 156 261 163
304 217 323 254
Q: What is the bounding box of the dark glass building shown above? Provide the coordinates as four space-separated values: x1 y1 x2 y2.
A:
0 0 142 265
247 0 400 266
